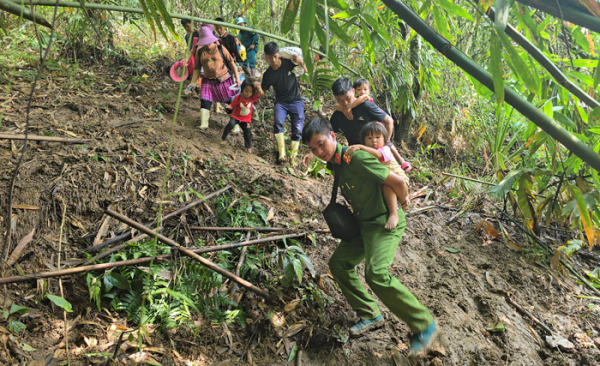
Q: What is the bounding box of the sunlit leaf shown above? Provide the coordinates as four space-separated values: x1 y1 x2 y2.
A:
299 0 316 77
316 0 348 10
517 173 534 220
432 5 450 40
489 169 523 199
360 17 375 64
570 183 595 249
362 14 393 43
332 8 360 19
316 6 355 46
314 20 341 73
47 295 73 312
438 0 474 21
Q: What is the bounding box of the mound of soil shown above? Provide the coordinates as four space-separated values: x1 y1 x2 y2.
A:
1 62 599 366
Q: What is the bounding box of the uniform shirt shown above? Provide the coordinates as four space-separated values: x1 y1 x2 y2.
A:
238 28 259 49
328 143 390 222
194 43 233 79
261 59 301 103
330 101 388 145
230 93 260 123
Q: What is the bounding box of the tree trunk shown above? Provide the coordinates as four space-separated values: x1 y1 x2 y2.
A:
395 35 422 142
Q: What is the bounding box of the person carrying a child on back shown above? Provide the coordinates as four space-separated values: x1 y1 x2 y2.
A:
304 78 412 173
188 23 242 129
347 122 410 230
221 78 264 153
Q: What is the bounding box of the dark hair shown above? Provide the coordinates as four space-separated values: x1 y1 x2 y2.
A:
181 19 192 26
215 17 224 22
332 78 353 97
241 78 255 94
359 122 388 145
353 78 370 90
302 117 333 145
264 42 279 56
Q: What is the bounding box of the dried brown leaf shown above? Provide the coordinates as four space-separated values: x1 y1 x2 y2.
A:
7 228 35 266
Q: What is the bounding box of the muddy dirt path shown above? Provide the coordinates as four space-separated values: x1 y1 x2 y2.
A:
0 65 599 366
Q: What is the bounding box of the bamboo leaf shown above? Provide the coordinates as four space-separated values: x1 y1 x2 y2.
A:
166 288 200 313
489 169 523 199
47 295 73 312
437 0 474 21
360 17 375 65
362 13 393 42
137 0 157 39
332 8 360 19
571 183 596 248
495 0 510 31
489 31 504 105
314 19 341 73
554 112 576 128
316 0 348 10
594 63 600 90
497 32 539 93
281 0 301 34
154 0 179 41
299 0 316 76
517 173 534 219
145 0 167 41
432 5 450 40
316 6 355 46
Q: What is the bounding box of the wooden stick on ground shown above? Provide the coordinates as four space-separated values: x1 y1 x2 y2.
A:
0 133 90 144
0 232 306 285
190 226 330 234
104 209 274 302
85 185 232 254
230 232 251 299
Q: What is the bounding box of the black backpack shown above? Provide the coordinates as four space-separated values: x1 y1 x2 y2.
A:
323 147 362 241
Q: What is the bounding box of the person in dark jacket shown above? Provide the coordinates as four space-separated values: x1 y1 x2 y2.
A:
236 17 259 78
214 17 242 63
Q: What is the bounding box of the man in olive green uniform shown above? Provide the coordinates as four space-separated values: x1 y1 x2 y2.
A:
302 117 440 360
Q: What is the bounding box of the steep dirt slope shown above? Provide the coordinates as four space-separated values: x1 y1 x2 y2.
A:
0 66 599 366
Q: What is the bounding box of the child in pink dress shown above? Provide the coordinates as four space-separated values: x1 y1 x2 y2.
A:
347 122 409 230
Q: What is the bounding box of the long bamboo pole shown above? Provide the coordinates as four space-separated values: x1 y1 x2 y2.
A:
0 231 305 285
190 226 330 233
381 0 600 174
485 6 600 110
11 0 358 75
104 209 273 301
0 0 52 28
85 185 231 253
516 0 600 34
0 133 90 144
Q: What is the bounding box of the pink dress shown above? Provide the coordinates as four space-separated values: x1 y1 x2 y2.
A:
378 146 409 184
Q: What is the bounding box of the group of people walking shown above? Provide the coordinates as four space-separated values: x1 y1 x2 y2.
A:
177 15 441 360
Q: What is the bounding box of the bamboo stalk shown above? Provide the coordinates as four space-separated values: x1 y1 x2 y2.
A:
0 133 90 144
105 209 273 301
0 0 52 28
381 0 600 174
515 0 600 34
485 6 599 109
11 0 358 75
85 185 232 253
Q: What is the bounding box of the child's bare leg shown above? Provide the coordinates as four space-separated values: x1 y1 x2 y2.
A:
382 185 399 230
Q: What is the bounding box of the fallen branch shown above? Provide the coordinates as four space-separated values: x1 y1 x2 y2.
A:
85 185 232 254
230 232 250 300
0 231 306 285
494 288 554 335
115 118 162 128
105 209 274 301
190 226 329 233
0 133 90 144
442 172 495 186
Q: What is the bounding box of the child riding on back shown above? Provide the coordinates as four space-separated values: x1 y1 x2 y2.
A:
347 122 410 230
334 78 373 119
